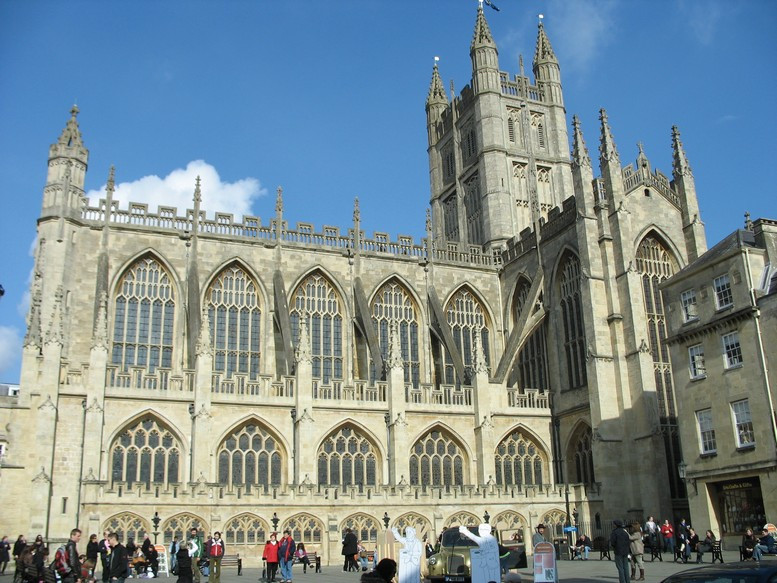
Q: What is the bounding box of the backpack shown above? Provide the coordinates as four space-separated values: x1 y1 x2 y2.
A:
50 546 70 576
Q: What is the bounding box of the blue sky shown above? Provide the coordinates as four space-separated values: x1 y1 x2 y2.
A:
0 0 775 383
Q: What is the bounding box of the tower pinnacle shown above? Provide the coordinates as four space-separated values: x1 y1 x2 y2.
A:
671 125 693 178
471 3 496 51
571 115 591 169
426 61 448 109
598 109 620 165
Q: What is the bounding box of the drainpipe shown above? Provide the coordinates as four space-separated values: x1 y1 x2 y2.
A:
744 248 777 449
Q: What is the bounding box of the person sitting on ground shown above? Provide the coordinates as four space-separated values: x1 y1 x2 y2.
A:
360 558 397 583
574 534 591 560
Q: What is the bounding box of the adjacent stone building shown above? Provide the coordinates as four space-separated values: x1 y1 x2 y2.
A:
0 6 709 564
662 217 777 549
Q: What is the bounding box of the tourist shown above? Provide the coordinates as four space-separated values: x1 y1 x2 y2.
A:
532 524 546 547
696 530 715 563
342 528 358 572
106 533 127 583
187 528 202 583
175 543 192 583
660 520 675 556
262 533 279 583
610 520 630 583
207 532 224 583
99 531 112 583
574 533 591 560
360 558 396 583
742 528 758 561
0 536 11 576
293 543 311 574
277 529 295 583
629 522 645 581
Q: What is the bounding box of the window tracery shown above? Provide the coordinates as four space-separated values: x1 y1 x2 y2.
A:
494 429 546 487
103 513 149 544
409 429 465 486
559 255 587 389
163 514 206 545
569 425 595 484
392 513 432 538
224 514 269 545
340 514 380 544
217 422 282 489
206 265 261 379
283 514 324 544
444 288 490 385
370 281 420 387
110 417 180 486
111 256 174 373
290 273 344 383
317 425 378 487
444 511 480 528
510 279 548 390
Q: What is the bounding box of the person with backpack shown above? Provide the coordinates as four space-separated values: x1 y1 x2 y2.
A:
207 533 224 583
106 533 127 583
52 529 82 583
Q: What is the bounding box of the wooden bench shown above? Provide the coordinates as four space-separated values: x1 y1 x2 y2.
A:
220 555 242 576
645 541 663 562
592 536 610 560
710 542 724 563
293 551 321 573
739 545 777 561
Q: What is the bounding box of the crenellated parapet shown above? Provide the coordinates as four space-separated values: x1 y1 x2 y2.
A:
501 196 577 264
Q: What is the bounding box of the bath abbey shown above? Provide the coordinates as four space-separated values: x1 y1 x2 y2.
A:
0 6 710 564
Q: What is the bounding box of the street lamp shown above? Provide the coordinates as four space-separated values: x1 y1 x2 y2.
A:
383 513 390 529
271 512 280 532
483 511 490 524
151 512 161 544
572 508 579 529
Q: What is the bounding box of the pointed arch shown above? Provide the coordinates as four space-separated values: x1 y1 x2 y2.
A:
162 513 208 545
566 422 595 485
632 225 685 272
392 512 433 539
340 513 381 544
110 251 178 375
507 275 549 391
369 276 423 387
494 426 549 488
203 259 265 380
542 509 567 539
443 511 480 528
555 250 587 390
493 510 528 540
282 513 325 545
109 413 184 487
440 284 495 385
102 512 150 544
316 421 382 487
216 417 286 489
408 424 470 487
222 513 270 545
289 268 346 383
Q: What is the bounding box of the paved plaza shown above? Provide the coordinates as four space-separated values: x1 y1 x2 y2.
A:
177 548 753 582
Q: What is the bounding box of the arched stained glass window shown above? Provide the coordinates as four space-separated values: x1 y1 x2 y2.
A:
370 281 420 387
569 426 595 485
494 429 547 488
392 513 432 539
559 255 586 389
283 514 324 544
443 288 490 385
317 425 378 486
409 429 465 486
162 514 205 545
290 273 343 383
340 514 380 544
111 417 180 487
217 422 282 489
112 256 174 373
224 514 269 545
206 265 261 379
510 278 548 390
103 513 149 544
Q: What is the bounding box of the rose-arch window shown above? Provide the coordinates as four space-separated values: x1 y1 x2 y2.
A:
443 288 490 385
217 422 282 489
283 514 324 544
103 513 149 545
559 255 586 389
317 425 378 487
110 417 180 487
290 273 344 383
495 429 546 487
207 265 261 379
340 514 380 544
409 429 465 486
112 256 174 373
163 514 205 545
224 514 269 545
370 281 420 387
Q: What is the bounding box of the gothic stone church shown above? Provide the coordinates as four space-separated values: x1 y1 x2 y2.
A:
0 6 706 563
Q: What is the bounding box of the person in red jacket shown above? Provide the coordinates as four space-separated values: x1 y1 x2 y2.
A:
661 520 675 556
262 534 279 583
208 532 225 583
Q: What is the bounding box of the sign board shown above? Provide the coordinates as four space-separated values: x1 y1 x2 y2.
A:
563 526 577 533
533 542 557 583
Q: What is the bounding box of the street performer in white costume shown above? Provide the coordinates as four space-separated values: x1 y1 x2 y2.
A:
458 524 500 583
391 526 423 583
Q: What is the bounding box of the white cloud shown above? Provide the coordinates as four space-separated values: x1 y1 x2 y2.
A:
0 326 22 380
546 0 618 75
86 160 267 220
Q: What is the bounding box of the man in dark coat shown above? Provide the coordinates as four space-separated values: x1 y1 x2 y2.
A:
342 528 358 572
175 545 193 583
106 534 127 583
610 520 631 583
64 529 82 583
360 558 396 583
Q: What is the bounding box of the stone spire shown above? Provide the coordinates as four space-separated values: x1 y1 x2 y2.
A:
426 62 448 108
533 19 563 105
598 109 620 165
470 3 500 94
571 115 591 169
295 315 312 364
533 22 558 66
45 105 89 198
57 105 84 149
24 274 43 349
105 166 115 210
470 3 496 51
45 285 64 346
671 125 693 178
426 60 449 148
387 321 404 370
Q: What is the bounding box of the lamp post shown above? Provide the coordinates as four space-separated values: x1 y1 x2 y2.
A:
383 513 390 529
483 511 490 524
271 512 279 532
151 512 161 544
572 508 579 530
564 483 573 551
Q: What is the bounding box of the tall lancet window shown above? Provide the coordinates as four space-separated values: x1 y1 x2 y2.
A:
409 429 466 486
290 272 344 383
442 288 490 385
510 278 548 390
110 417 181 487
559 254 587 389
206 265 261 379
370 280 420 387
636 235 684 499
112 256 174 373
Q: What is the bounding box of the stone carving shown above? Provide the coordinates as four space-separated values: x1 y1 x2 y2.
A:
84 467 97 481
639 338 651 354
85 398 103 414
92 291 108 349
37 395 56 412
196 307 213 357
194 405 212 420
45 285 64 346
32 466 51 484
295 316 312 364
391 526 423 583
387 321 403 370
472 333 488 375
